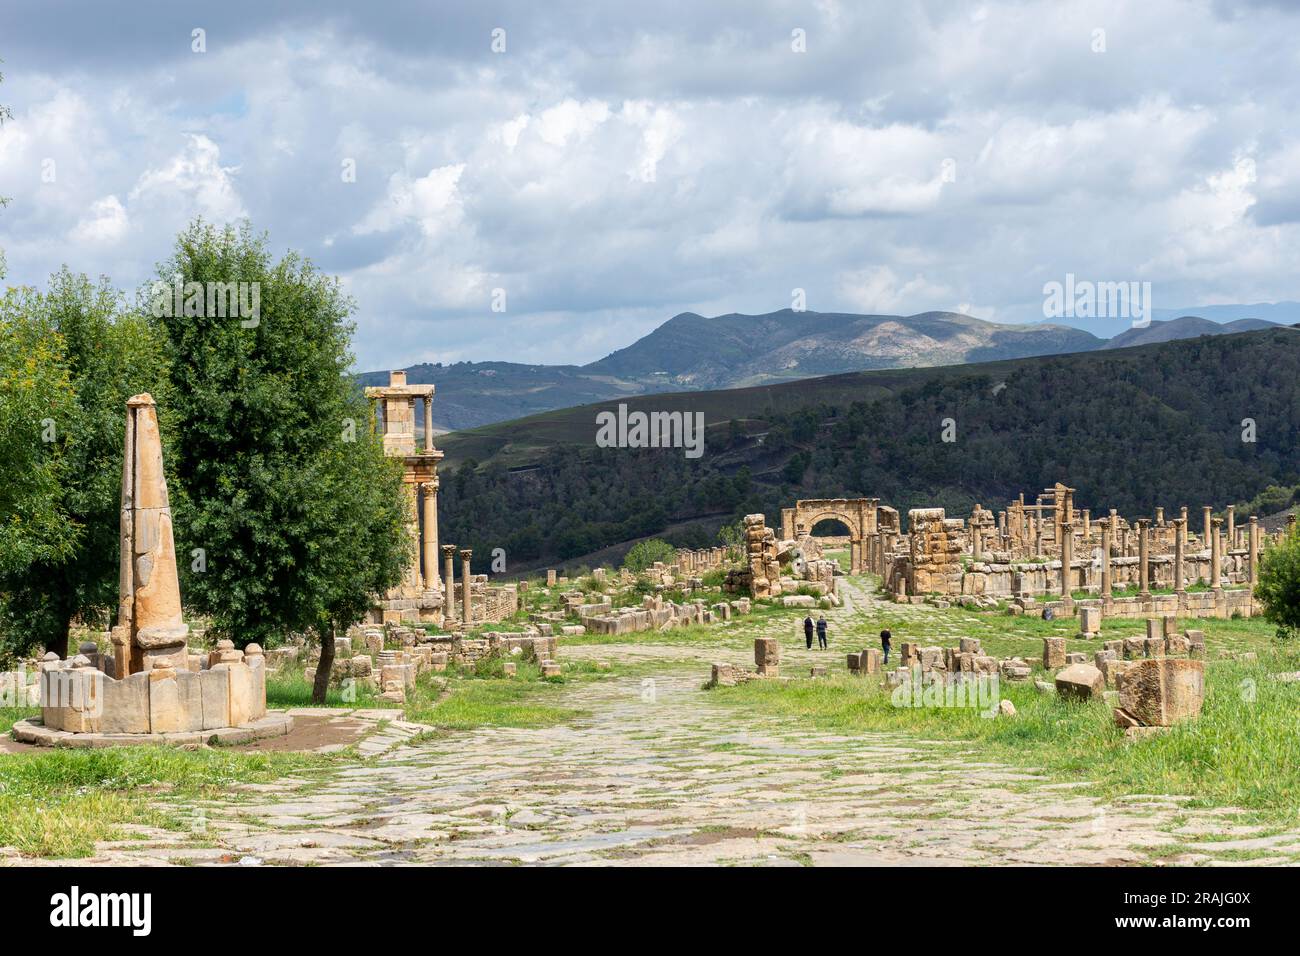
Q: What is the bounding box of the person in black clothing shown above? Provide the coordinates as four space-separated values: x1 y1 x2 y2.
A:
816 614 828 649
880 628 892 664
803 615 814 649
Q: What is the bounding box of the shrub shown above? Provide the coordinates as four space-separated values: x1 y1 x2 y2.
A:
622 538 677 572
1256 525 1300 640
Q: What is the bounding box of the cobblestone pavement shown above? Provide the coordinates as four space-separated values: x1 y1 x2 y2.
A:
14 582 1299 866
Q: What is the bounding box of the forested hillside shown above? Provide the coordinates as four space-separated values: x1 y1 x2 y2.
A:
438 329 1300 573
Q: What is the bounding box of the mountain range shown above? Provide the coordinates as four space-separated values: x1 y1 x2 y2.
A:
359 308 1289 431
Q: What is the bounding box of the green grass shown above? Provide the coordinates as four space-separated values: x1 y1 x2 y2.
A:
707 647 1300 820
403 661 591 730
0 744 343 858
0 706 36 735
265 665 394 710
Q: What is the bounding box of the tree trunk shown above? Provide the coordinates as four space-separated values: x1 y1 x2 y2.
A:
50 612 72 660
312 625 336 704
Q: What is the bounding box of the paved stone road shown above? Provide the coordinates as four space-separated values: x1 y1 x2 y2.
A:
17 580 1300 866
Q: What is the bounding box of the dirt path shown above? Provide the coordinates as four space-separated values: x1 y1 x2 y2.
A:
16 579 1299 866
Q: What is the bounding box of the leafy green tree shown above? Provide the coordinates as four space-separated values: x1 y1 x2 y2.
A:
717 519 744 562
1256 523 1300 641
0 293 75 601
150 221 409 702
622 538 676 572
0 273 166 658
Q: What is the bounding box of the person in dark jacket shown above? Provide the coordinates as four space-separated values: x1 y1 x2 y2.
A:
880 628 892 664
816 614 828 649
803 615 814 649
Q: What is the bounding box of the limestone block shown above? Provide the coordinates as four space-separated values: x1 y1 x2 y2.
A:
1055 663 1105 700
1099 658 1134 690
101 673 151 734
754 637 780 669
846 652 862 672
175 670 204 731
1065 652 1087 665
1078 606 1101 636
958 637 982 655
227 663 253 728
1118 658 1205 726
1143 636 1165 659
148 671 182 734
1122 636 1146 660
1042 637 1067 669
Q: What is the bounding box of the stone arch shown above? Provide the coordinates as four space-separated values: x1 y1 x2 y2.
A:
782 498 880 574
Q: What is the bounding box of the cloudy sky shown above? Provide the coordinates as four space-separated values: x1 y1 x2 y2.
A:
1 0 1298 370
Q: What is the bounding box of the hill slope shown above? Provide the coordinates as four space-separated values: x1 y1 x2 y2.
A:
363 309 1102 429
436 328 1300 573
1104 316 1278 349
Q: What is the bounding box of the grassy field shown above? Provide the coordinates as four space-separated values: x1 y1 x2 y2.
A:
0 743 344 858
708 648 1300 820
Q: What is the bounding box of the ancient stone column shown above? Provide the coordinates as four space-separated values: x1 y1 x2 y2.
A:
1155 506 1164 526
112 394 189 677
460 549 473 625
1136 519 1151 599
1202 506 1212 553
1100 520 1113 604
850 538 862 574
1226 505 1236 553
423 395 433 454
1082 509 1091 539
421 479 439 590
1248 515 1259 583
1179 506 1188 551
1060 521 1074 601
441 544 457 620
1210 517 1224 591
1173 517 1186 596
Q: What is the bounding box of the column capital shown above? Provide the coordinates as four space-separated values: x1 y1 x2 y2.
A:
459 548 473 560
441 544 458 557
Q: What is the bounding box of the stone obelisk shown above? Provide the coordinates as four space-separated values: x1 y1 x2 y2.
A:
110 394 189 677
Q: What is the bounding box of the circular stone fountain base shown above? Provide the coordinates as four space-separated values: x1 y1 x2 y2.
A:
11 712 293 748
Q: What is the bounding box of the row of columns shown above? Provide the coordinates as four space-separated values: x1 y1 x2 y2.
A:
440 544 475 627
1082 513 1262 602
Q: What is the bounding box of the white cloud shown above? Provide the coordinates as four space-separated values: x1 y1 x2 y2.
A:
69 195 129 243
128 134 246 223
1 0 1299 369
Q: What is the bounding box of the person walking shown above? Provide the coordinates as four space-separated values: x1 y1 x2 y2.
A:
880 627 892 665
816 614 828 649
803 615 814 649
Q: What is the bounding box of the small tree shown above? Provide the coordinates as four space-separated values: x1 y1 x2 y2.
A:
717 520 744 562
0 272 168 657
622 538 677 572
150 221 409 701
1256 522 1300 641
0 294 74 588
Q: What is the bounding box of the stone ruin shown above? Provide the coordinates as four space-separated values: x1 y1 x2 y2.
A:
14 394 287 747
861 483 1272 625
290 617 568 704
706 638 782 687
